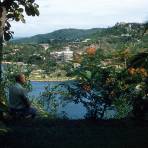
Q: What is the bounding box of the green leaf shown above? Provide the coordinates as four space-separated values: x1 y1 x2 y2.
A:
7 13 14 19
85 70 92 79
34 8 39 16
4 32 12 41
18 8 24 13
12 2 19 9
6 21 11 28
25 6 32 16
28 0 35 3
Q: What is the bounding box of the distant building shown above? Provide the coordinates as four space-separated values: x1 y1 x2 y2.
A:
63 47 73 61
39 44 49 50
50 51 64 62
121 34 131 37
117 22 127 26
82 38 91 43
13 48 20 52
50 46 73 62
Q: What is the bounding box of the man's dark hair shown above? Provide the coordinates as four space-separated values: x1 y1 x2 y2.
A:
15 74 23 82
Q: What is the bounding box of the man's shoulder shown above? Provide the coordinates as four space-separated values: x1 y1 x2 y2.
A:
15 83 23 88
9 83 23 90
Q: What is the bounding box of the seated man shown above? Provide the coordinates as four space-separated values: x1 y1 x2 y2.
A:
9 73 36 119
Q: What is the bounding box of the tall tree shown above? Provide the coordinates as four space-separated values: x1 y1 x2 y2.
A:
0 0 39 81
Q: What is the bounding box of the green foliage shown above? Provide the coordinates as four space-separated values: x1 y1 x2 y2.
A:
62 50 118 119
3 43 44 63
63 47 148 119
114 96 132 119
39 85 61 118
37 82 72 119
128 52 148 69
31 99 49 118
0 0 39 41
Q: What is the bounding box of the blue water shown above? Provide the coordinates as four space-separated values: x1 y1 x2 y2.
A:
29 81 116 119
29 81 49 97
29 81 87 119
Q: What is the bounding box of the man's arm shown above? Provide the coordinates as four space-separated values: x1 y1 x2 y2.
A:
20 89 31 108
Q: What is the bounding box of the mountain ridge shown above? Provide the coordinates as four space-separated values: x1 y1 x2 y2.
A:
12 22 146 45
12 28 104 44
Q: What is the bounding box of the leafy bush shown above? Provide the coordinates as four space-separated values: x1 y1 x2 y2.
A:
63 48 148 120
61 48 118 119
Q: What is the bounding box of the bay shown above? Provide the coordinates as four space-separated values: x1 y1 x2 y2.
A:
29 81 87 119
29 81 116 119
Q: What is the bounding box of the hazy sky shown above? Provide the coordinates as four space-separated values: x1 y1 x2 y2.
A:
11 0 148 37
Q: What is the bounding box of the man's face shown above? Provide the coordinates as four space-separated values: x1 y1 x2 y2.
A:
19 74 26 84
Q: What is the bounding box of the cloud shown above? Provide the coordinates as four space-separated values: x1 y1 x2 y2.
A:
11 0 148 37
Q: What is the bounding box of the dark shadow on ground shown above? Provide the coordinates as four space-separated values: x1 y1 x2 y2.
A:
0 118 148 148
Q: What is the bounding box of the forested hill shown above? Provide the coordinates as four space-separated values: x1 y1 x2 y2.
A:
13 22 147 45
13 28 103 44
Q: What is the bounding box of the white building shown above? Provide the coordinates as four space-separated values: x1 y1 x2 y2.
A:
50 47 73 62
82 38 91 43
39 44 49 50
63 47 73 61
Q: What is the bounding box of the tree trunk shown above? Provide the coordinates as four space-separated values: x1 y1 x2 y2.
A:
0 7 6 103
0 33 3 82
0 6 6 82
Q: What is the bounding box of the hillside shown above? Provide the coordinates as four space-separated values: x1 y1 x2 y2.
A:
13 28 103 44
12 23 148 51
8 22 148 64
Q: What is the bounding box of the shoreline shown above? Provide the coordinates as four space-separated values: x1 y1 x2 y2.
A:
29 77 75 82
